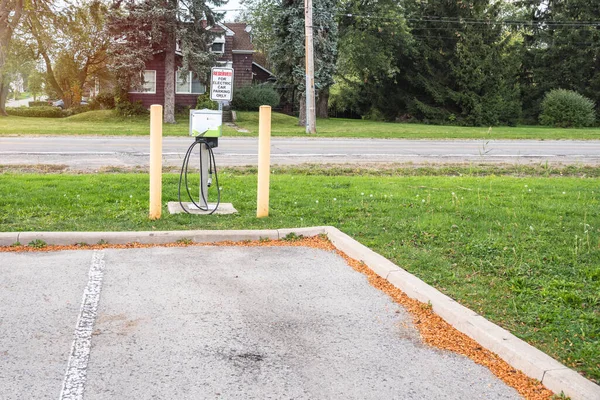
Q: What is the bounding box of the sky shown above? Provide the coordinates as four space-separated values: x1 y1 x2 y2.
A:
218 0 245 22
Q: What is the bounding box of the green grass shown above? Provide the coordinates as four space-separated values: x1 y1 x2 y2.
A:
0 111 238 136
235 111 600 139
0 171 598 383
2 110 600 139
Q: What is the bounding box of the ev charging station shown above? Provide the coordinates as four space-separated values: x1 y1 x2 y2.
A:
172 67 237 215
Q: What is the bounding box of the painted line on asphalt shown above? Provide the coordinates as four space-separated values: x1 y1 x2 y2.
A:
59 250 106 400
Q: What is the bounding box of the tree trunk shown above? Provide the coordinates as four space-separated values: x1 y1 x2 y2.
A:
0 78 9 116
298 92 306 127
316 89 329 118
163 30 176 124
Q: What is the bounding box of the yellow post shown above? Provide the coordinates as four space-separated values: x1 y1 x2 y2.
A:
257 105 271 218
149 105 163 220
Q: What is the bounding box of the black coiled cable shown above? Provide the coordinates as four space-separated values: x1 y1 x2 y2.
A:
178 138 220 215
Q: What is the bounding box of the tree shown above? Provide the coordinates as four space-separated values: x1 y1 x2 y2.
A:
27 70 44 100
0 0 25 115
269 0 338 126
24 0 111 108
106 0 224 124
334 0 411 119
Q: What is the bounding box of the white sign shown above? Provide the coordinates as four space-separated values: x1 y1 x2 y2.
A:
210 67 234 102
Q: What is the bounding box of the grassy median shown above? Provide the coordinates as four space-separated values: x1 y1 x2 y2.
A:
0 170 598 382
2 110 600 139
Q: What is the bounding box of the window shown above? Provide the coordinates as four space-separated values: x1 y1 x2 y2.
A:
176 70 206 94
130 70 156 94
211 35 225 54
211 42 224 53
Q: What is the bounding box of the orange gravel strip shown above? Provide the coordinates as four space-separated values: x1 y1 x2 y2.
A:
1 235 553 399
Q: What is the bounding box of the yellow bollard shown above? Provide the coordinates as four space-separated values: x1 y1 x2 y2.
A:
149 105 163 220
257 105 271 218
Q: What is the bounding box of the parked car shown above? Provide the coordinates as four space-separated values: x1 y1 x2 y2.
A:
51 99 88 109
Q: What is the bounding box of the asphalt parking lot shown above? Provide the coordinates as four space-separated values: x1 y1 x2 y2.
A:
0 245 520 399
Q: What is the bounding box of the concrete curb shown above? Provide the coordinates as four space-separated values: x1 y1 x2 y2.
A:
1 226 598 399
1 227 331 247
323 226 600 400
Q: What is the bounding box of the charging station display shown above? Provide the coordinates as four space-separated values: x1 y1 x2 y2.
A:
190 109 223 138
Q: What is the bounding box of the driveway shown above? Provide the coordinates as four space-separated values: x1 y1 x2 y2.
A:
0 246 519 399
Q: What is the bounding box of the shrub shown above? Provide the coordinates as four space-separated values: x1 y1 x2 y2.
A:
28 101 49 107
63 105 91 117
539 89 596 128
196 93 218 110
6 106 65 118
231 84 279 111
93 92 116 109
115 100 148 117
175 103 192 115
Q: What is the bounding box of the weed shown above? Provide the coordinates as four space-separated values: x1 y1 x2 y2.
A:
176 238 193 245
259 236 271 243
282 232 304 241
10 241 21 247
97 239 108 245
28 239 47 248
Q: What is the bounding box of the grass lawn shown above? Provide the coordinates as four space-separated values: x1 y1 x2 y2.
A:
0 171 598 383
1 110 600 139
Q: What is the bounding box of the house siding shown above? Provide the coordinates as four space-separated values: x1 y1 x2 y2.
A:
252 64 272 84
232 53 253 88
129 52 203 109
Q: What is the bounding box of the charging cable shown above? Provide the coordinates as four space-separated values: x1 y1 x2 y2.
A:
178 137 221 215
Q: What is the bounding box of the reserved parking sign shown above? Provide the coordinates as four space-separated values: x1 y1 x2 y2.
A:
210 67 234 102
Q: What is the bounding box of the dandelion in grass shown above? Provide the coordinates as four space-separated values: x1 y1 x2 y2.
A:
361 192 364 196
219 187 223 191
129 195 133 198
315 200 319 204
528 189 532 192
294 202 297 205
563 192 566 195
333 198 337 201
422 199 425 203
370 194 373 197
525 185 528 188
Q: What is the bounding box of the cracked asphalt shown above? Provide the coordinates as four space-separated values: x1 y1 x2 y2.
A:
0 246 521 399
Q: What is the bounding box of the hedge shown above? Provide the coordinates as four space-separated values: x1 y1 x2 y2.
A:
6 106 66 118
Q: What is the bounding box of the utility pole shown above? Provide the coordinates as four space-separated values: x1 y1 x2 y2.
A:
304 0 317 134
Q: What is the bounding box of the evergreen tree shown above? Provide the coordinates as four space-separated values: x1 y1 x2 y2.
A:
270 0 338 125
107 0 224 123
400 0 521 125
335 0 411 119
517 0 600 121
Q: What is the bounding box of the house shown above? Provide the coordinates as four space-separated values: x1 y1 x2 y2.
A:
128 22 274 109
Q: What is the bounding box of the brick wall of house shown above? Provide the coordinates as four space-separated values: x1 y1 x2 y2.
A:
232 53 253 88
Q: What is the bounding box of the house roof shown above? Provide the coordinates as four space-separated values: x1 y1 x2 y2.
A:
224 23 254 51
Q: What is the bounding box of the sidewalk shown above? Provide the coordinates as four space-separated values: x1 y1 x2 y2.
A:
1 245 518 399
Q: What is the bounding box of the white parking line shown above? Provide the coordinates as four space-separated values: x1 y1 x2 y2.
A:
59 250 106 400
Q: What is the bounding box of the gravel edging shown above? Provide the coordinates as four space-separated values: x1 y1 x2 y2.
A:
1 226 598 399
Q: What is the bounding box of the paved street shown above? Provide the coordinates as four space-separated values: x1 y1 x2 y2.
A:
0 246 519 399
1 136 599 170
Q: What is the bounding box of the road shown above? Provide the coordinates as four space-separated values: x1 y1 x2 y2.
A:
1 136 599 170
